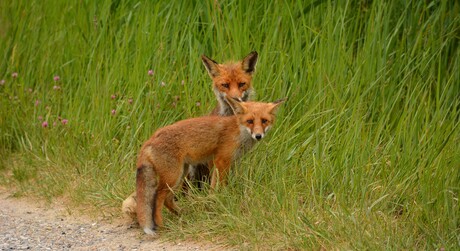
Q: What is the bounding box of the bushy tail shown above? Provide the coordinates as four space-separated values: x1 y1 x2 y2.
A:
136 164 158 235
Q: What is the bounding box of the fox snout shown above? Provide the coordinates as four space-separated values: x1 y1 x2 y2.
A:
254 133 263 140
224 91 246 102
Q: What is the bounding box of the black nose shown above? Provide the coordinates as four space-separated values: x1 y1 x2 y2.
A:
255 134 262 140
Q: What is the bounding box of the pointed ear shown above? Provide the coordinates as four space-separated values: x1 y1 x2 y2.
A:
201 54 220 78
269 97 287 114
241 51 258 75
225 95 247 115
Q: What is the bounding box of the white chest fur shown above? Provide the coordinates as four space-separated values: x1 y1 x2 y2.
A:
232 126 257 161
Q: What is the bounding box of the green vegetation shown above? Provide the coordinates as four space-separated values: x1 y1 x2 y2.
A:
1 0 458 249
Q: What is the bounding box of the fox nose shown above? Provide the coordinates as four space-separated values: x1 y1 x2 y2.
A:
255 134 262 140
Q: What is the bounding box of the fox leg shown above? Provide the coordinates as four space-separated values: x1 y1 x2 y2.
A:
153 185 168 228
153 162 184 228
164 192 179 215
164 163 186 215
136 165 157 235
210 156 231 189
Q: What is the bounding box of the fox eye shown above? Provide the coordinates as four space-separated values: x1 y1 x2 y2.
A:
222 83 229 89
246 119 254 124
261 119 268 124
238 82 246 88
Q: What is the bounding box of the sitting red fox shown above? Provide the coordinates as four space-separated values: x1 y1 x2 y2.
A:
122 52 259 220
136 96 284 235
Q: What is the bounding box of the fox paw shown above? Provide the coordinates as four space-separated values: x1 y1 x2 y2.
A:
143 227 157 236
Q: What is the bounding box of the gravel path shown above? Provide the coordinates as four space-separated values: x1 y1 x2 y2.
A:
0 188 224 251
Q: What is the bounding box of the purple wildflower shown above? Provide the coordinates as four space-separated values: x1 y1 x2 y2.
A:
111 94 116 100
0 79 5 86
42 121 48 128
12 72 18 78
35 100 40 106
61 119 68 125
53 75 60 82
111 109 116 115
148 69 154 76
128 98 133 104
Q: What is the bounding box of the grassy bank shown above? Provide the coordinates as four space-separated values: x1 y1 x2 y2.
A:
1 0 459 249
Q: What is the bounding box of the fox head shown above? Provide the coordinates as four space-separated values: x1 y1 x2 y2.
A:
225 96 286 141
202 51 258 115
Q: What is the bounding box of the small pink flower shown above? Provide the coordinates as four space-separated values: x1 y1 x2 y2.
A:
35 100 40 106
161 81 166 87
53 122 57 127
61 119 68 125
111 94 116 100
128 98 133 104
12 72 18 78
38 116 43 121
42 121 48 128
111 109 116 115
0 79 5 85
196 101 201 107
53 85 61 90
148 69 154 76
53 75 60 82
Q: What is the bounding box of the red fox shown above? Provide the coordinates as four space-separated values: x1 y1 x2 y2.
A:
136 96 284 235
122 52 259 220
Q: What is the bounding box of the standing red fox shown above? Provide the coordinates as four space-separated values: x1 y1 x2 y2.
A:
136 96 285 235
122 52 259 220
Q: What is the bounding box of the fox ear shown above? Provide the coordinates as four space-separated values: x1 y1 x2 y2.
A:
269 97 287 114
241 51 258 75
201 54 220 77
225 95 247 115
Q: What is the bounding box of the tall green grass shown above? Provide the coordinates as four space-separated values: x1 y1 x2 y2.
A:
1 0 459 249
